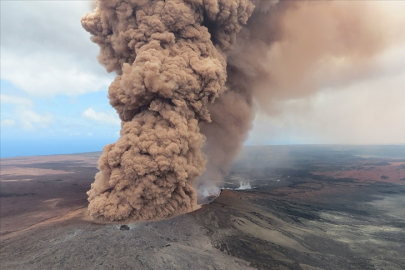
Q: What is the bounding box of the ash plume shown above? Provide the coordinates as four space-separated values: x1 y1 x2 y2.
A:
82 0 402 221
82 0 254 221
196 0 404 194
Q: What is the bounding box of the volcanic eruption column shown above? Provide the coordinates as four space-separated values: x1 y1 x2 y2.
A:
82 0 398 221
81 0 258 221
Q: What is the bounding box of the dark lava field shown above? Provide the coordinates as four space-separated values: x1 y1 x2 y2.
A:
1 145 405 270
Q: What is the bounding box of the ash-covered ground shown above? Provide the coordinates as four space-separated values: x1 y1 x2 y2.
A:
1 145 405 270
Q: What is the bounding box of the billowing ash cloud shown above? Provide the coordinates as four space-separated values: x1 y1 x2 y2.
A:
196 0 404 196
82 0 254 221
82 0 403 221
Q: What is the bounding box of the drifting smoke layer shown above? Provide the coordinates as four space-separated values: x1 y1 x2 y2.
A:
197 0 404 193
83 0 401 221
82 0 254 221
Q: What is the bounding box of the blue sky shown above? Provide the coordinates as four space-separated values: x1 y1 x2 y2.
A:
1 78 120 157
1 1 405 158
0 1 119 157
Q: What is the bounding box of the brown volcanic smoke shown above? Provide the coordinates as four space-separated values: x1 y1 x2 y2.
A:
82 0 254 221
82 0 401 221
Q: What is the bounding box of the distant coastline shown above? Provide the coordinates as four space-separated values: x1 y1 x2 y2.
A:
1 143 405 159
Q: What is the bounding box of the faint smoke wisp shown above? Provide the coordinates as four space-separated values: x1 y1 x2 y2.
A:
236 181 252 190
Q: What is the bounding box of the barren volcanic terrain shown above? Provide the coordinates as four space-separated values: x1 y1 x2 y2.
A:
1 145 405 270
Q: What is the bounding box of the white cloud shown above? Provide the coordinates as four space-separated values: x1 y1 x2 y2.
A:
82 108 121 126
1 52 112 97
1 119 16 126
0 1 114 97
1 94 53 130
1 94 34 107
18 110 54 130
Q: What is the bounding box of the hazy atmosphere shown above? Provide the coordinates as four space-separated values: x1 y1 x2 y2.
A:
1 1 405 159
2 1 405 269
